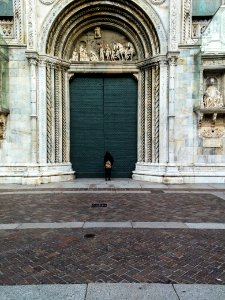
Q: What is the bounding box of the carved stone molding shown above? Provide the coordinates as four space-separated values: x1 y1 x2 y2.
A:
39 0 167 57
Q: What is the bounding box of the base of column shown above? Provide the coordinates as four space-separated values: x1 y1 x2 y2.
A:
133 162 225 184
0 163 75 185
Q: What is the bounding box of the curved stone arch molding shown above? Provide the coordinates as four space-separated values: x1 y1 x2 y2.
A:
38 0 167 55
47 3 156 57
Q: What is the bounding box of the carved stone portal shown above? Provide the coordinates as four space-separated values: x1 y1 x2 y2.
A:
70 27 137 62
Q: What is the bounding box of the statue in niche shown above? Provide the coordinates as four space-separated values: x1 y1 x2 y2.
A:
71 48 79 61
203 77 223 108
79 44 89 61
94 27 101 39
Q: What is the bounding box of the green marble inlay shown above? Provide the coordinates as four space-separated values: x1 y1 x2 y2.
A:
192 0 222 16
0 0 13 17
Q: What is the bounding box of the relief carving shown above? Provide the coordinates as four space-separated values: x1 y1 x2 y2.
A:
70 27 136 62
0 114 8 140
39 0 55 4
203 77 223 108
0 19 13 38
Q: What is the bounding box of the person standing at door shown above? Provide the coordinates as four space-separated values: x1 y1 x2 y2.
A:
104 151 114 181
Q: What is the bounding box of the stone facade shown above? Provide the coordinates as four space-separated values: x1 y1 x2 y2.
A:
0 0 225 184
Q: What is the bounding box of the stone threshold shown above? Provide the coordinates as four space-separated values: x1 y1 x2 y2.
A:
1 221 225 230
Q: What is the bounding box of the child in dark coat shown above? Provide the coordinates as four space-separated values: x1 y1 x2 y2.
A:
104 151 114 181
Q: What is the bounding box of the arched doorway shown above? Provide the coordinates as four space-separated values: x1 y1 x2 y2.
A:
37 0 168 181
70 74 137 178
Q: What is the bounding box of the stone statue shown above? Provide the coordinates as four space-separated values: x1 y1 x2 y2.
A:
94 27 101 39
203 78 223 108
79 44 89 61
90 51 99 62
71 48 79 61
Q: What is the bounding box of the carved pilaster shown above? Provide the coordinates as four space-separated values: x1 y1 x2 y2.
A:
54 65 63 163
26 0 37 49
182 0 193 44
169 0 181 51
159 59 169 163
13 0 24 43
146 68 152 162
38 59 47 163
138 71 145 162
46 63 53 163
27 54 38 163
167 54 179 163
62 69 67 162
153 64 160 163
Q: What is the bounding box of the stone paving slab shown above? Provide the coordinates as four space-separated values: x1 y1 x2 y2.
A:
85 283 178 300
174 284 225 300
1 192 225 224
1 284 225 300
0 284 87 300
0 228 224 285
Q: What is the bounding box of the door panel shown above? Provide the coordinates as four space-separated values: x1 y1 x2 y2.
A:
70 74 137 178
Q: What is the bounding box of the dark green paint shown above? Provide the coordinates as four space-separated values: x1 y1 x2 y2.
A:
70 74 137 178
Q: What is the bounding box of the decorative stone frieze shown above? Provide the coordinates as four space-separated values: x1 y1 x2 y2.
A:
0 19 13 38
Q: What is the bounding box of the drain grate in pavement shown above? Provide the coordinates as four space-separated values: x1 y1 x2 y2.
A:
91 203 107 208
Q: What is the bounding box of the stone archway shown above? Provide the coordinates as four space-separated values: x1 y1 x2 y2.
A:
35 0 168 179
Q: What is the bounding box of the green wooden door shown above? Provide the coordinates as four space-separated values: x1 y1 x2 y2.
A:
70 74 137 178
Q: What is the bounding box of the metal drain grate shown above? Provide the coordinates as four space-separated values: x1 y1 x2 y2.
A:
91 203 107 208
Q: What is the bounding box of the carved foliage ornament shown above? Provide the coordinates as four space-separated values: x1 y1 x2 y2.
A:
39 0 55 4
200 127 225 138
150 0 166 5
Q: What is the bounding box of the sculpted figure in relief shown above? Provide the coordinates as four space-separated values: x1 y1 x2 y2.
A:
71 48 79 61
203 78 223 108
79 44 89 61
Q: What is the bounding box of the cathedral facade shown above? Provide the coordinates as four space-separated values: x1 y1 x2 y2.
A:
0 0 225 184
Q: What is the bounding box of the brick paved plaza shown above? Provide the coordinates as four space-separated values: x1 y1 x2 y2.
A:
0 185 225 289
